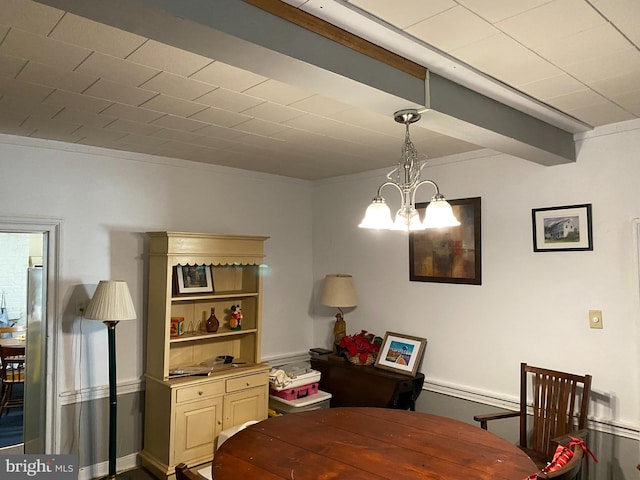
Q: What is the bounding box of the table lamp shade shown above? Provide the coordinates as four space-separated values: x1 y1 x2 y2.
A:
320 274 357 308
85 280 136 321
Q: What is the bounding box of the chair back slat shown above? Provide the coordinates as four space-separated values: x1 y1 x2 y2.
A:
522 363 591 459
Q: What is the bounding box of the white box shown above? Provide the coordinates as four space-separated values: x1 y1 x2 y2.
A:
269 389 332 414
270 369 321 391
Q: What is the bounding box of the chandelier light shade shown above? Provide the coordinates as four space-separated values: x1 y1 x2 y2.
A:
359 109 461 232
85 280 136 480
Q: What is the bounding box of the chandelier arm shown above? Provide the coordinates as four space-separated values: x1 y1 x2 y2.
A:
411 179 441 206
376 181 404 200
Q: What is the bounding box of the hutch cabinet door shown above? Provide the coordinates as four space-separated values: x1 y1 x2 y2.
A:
222 387 267 431
174 397 223 465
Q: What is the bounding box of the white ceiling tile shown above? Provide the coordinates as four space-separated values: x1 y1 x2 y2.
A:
22 116 80 136
0 0 64 35
519 73 589 100
531 24 631 68
405 5 499 52
0 53 27 78
195 87 264 112
590 70 640 97
592 0 640 45
0 95 61 118
75 52 160 88
149 114 209 132
232 118 289 136
0 76 53 102
565 98 635 125
73 126 127 143
545 88 606 111
191 123 246 141
17 61 97 93
453 33 562 87
140 72 216 101
242 78 313 105
126 40 211 77
0 109 28 127
140 94 208 118
100 102 165 123
148 128 204 144
496 0 604 46
189 106 251 127
44 89 113 113
49 13 146 58
328 107 402 135
115 133 168 148
104 119 162 136
348 0 455 29
282 113 348 132
190 135 241 149
611 90 640 116
0 28 90 70
562 47 640 84
83 79 157 106
456 0 553 23
289 95 353 116
240 102 304 123
189 61 267 92
52 107 116 128
154 141 205 157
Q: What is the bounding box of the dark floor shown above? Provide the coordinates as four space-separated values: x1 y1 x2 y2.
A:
116 467 158 480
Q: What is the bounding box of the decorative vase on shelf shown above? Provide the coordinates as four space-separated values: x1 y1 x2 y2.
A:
205 307 219 333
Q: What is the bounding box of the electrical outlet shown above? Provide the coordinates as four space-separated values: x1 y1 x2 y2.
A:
76 301 85 316
589 310 603 329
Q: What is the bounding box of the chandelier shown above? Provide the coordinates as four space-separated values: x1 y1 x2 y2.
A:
358 109 461 231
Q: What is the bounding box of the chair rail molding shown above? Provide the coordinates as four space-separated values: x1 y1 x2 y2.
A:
423 378 640 441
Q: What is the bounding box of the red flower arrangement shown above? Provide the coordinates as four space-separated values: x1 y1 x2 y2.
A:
338 330 382 363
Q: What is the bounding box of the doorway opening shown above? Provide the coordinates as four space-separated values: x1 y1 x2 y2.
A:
0 217 60 454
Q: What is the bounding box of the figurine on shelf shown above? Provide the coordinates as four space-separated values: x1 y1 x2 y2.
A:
230 304 243 330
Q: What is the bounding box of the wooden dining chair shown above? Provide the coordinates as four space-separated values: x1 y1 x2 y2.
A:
175 463 207 480
474 362 592 468
0 344 26 417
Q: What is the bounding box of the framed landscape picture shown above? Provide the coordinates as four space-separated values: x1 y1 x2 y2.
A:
532 204 593 252
409 197 481 284
374 332 427 377
176 265 214 294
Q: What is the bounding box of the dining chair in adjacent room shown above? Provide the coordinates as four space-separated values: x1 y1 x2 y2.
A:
474 362 592 468
0 344 26 417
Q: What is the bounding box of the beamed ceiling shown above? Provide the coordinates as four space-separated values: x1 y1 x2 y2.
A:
0 0 638 179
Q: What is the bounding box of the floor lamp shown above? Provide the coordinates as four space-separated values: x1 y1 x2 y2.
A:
85 281 136 480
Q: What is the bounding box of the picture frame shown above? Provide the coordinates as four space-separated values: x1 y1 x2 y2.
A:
175 265 214 294
409 197 481 285
532 204 593 252
374 331 427 377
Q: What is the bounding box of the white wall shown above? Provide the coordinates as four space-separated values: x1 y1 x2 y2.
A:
0 135 315 398
312 119 640 432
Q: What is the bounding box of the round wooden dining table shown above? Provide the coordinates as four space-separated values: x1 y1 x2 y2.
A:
213 407 537 480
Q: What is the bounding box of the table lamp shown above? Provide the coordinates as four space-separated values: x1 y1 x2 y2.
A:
84 281 136 480
320 274 357 353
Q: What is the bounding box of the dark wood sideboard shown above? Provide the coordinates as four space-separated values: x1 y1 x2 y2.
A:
310 354 424 410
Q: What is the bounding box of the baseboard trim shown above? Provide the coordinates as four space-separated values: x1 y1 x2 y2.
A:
78 452 139 480
424 378 640 441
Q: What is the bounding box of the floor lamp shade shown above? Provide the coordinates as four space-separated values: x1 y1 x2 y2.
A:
85 281 136 321
84 280 136 480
